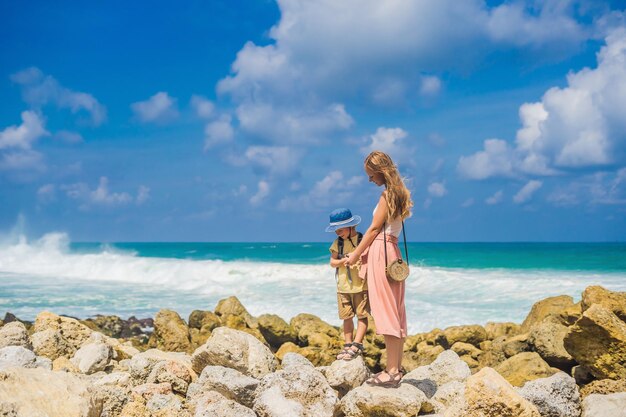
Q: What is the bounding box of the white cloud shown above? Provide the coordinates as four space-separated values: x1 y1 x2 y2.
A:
131 92 179 123
190 95 215 119
457 139 515 180
361 127 409 161
62 177 148 209
278 170 362 211
461 198 475 208
204 115 234 149
486 190 504 205
513 180 543 204
11 67 106 125
250 181 270 205
420 75 442 96
244 146 303 176
0 111 49 150
37 184 56 204
547 169 626 206
428 181 447 197
459 28 626 180
54 130 83 144
0 150 44 172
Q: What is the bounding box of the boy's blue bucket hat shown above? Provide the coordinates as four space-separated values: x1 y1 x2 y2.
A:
325 208 361 232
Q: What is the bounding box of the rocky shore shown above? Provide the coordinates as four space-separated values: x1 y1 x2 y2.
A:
0 285 625 416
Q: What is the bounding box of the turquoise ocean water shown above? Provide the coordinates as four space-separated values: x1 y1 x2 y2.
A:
1 233 625 333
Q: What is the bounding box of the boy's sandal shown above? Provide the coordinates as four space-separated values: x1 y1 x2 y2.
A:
336 343 353 360
365 371 402 388
342 342 364 361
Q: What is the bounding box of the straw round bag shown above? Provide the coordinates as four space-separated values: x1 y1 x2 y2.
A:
383 220 410 282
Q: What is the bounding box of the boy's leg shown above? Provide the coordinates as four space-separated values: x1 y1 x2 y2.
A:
343 318 354 344
348 291 368 355
337 293 356 360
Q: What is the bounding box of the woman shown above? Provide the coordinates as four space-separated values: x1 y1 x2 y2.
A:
345 151 413 387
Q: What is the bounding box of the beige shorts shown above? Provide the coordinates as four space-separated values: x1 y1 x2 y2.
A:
337 291 370 320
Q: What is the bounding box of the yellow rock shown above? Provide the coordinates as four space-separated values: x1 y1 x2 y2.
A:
521 295 576 332
495 352 559 387
582 285 626 321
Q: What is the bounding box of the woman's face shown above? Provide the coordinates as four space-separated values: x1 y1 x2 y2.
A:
365 165 385 186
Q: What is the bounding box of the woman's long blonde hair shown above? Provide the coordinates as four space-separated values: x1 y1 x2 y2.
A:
365 151 413 220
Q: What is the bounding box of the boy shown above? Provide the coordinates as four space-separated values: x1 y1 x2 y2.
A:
326 207 370 360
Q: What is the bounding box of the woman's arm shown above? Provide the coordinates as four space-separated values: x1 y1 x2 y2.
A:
344 194 388 266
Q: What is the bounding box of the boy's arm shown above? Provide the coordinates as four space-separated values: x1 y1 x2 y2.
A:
345 194 387 266
329 251 344 268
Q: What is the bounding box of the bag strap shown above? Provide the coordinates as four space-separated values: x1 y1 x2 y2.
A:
383 220 409 267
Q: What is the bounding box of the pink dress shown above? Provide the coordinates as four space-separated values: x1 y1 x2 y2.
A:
358 210 407 338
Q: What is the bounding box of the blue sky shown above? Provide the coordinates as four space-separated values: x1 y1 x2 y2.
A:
1 0 625 242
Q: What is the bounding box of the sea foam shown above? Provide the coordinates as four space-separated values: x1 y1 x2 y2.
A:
1 233 625 333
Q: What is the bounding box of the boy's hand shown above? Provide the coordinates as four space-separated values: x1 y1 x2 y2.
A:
344 252 359 267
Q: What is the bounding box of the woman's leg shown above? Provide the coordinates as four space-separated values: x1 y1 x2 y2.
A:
384 334 403 374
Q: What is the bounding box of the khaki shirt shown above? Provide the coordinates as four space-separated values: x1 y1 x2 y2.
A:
329 236 367 294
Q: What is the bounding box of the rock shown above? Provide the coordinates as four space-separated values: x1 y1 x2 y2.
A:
451 342 482 360
189 327 212 348
582 392 626 417
298 345 338 366
131 382 173 401
496 352 560 387
429 381 465 413
192 391 257 417
521 295 577 332
0 346 37 369
31 328 71 360
445 367 541 417
443 325 487 347
215 296 257 328
502 333 531 358
257 314 297 347
563 303 626 379
188 310 221 330
187 365 259 409
529 316 576 369
581 285 626 321
71 342 113 374
404 333 425 351
127 349 195 386
191 327 277 378
0 321 31 349
253 353 338 417
485 322 521 340
153 309 192 353
322 356 369 396
91 371 133 388
83 315 125 338
33 311 93 354
580 378 626 399
147 360 193 395
276 342 300 362
572 365 595 385
340 379 428 417
119 400 150 417
290 313 340 346
517 372 581 417
0 367 103 417
405 350 471 387
53 356 81 372
477 336 508 369
145 393 187 416
93 385 130 417
413 341 445 367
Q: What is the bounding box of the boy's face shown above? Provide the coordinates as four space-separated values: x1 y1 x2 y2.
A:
335 227 352 239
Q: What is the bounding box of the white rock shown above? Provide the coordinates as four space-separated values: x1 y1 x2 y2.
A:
429 381 465 412
194 391 257 417
0 367 102 417
146 393 184 413
404 350 471 388
192 327 277 378
71 343 113 374
91 371 132 387
253 353 338 417
0 346 37 369
187 365 259 409
340 379 427 417
323 356 369 396
582 392 626 417
31 328 70 360
518 372 581 417
0 322 31 349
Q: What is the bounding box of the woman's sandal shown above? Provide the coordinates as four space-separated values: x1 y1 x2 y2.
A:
342 342 364 361
365 371 402 388
336 343 353 360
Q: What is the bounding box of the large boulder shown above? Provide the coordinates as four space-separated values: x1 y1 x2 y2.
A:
0 367 103 417
521 295 578 332
257 314 297 347
191 327 277 378
82 315 125 338
215 296 257 328
0 321 31 349
253 353 338 417
71 342 113 374
290 313 341 347
188 310 221 331
31 328 71 360
153 309 192 353
192 391 256 417
485 322 521 340
502 333 531 358
444 367 541 417
340 379 428 417
563 303 626 379
495 352 560 387
404 350 471 387
442 325 487 347
0 346 38 370
32 311 93 357
187 365 259 409
582 392 626 417
517 372 581 417
322 356 369 396
127 349 196 385
147 360 193 395
528 316 576 369
581 285 626 321
580 378 626 399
